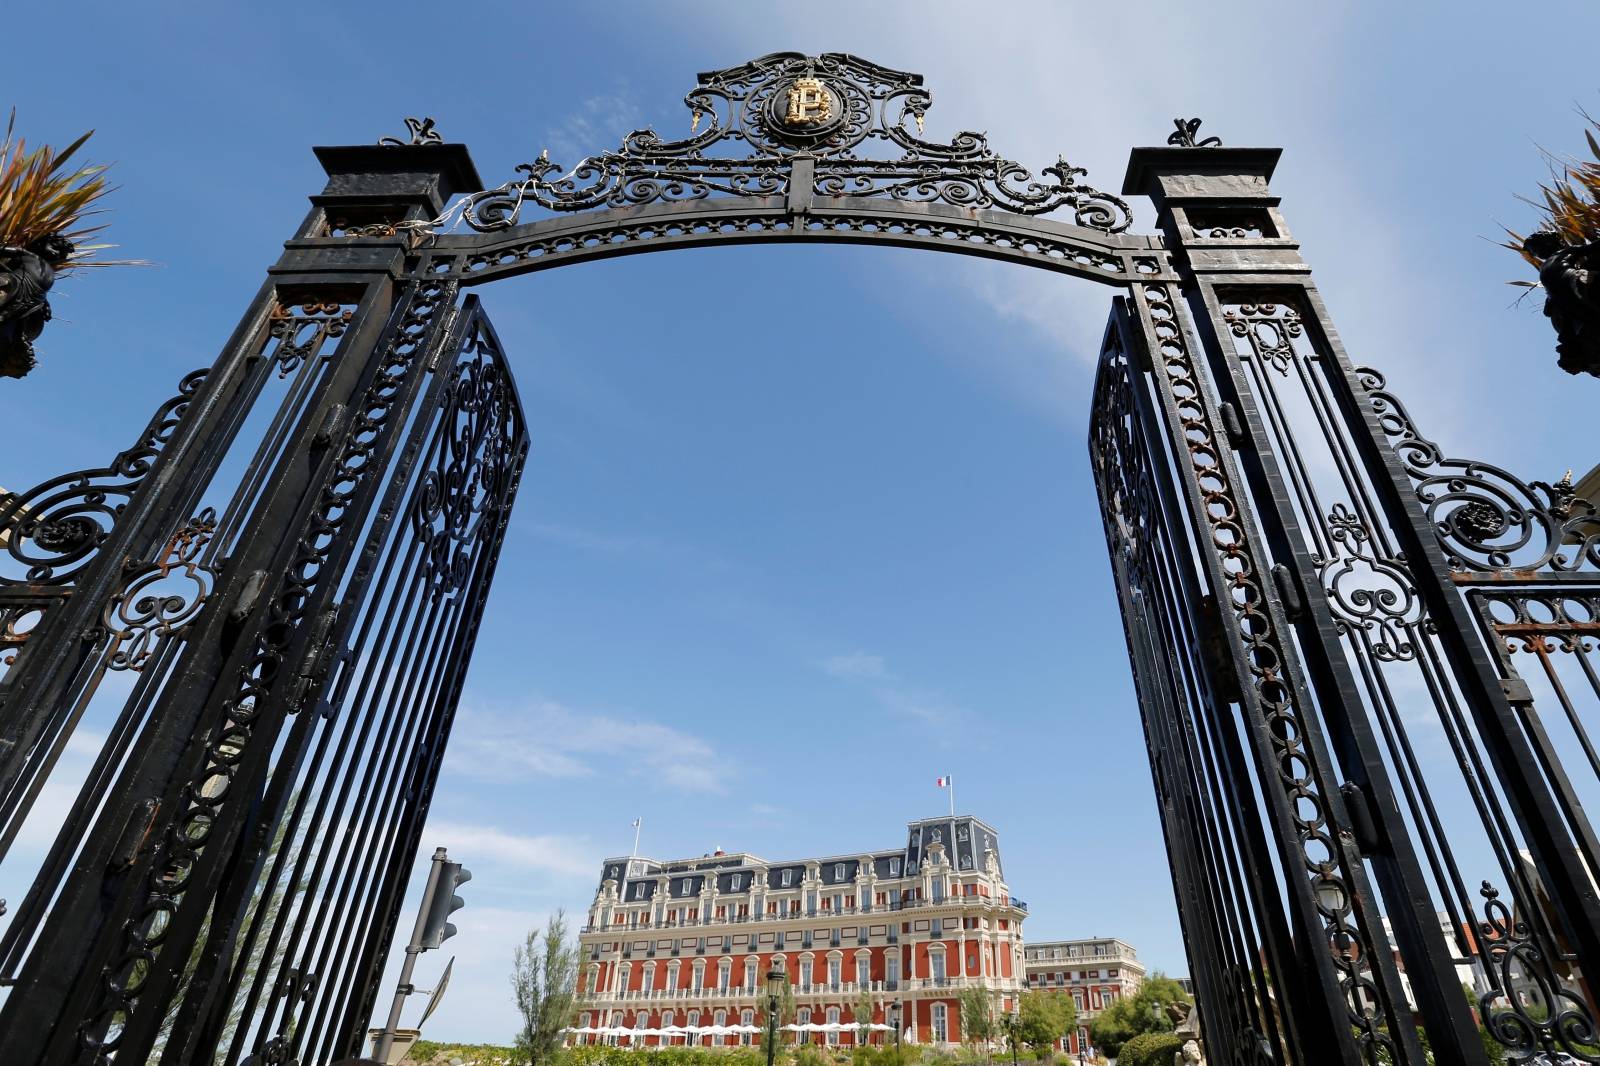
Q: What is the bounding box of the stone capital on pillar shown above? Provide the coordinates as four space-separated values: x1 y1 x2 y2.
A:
311 143 484 218
1122 146 1303 276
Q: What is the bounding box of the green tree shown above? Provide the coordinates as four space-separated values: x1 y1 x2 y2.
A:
1087 972 1190 1059
1117 1032 1183 1066
1015 990 1076 1054
760 971 796 1046
958 986 999 1054
511 909 585 1066
855 989 878 1047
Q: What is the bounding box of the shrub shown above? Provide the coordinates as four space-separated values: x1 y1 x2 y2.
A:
1115 1032 1182 1066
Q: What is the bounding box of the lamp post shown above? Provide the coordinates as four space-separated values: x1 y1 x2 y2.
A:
765 967 784 1066
1005 1007 1020 1066
889 1000 902 1058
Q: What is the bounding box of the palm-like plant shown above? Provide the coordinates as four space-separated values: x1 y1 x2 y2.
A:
1505 112 1600 378
0 111 135 378
0 110 120 264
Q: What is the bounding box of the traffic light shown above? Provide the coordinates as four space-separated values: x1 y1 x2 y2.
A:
418 856 472 950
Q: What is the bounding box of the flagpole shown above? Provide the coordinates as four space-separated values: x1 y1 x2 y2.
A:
631 817 642 858
949 775 955 818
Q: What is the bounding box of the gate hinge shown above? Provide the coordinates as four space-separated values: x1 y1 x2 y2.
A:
290 606 341 714
426 305 464 373
312 403 350 449
1271 564 1304 620
1217 401 1246 447
1338 782 1383 853
230 570 270 625
111 797 161 869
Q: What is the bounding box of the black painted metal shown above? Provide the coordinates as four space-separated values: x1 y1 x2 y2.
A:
0 51 1594 1066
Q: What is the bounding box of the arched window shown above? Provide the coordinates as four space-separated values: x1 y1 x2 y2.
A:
633 1012 647 1046
741 1008 755 1045
718 957 732 990
855 952 870 987
688 1009 701 1045
662 1009 675 1043
931 1003 949 1044
826 1006 841 1045
663 960 677 989
619 963 632 997
745 955 760 991
929 947 947 983
692 958 706 990
827 952 842 988
714 1009 728 1046
799 952 814 991
797 1007 813 1045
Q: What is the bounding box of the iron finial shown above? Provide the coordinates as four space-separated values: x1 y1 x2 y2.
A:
379 116 444 147
1167 118 1221 148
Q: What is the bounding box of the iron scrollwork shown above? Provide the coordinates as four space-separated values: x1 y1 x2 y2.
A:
1359 367 1600 571
1320 503 1424 662
1476 880 1600 1064
0 368 207 585
101 508 218 672
1168 117 1222 148
461 53 1132 232
378 116 443 147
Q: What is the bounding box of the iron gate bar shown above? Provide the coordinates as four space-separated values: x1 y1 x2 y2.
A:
1192 263 1600 1007
1124 151 1491 1062
1098 300 1323 1061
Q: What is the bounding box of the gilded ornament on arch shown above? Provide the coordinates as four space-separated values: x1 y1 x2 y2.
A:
782 76 834 129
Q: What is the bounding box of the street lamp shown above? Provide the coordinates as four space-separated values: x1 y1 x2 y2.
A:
888 1000 903 1058
765 967 785 1066
1005 1007 1021 1066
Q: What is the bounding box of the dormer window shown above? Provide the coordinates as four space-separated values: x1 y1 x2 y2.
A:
833 863 845 880
731 874 741 890
889 859 900 876
782 869 793 887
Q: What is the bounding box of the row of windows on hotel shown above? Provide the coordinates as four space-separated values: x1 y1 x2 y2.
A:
612 879 993 923
577 1005 954 1046
594 946 975 994
596 914 998 960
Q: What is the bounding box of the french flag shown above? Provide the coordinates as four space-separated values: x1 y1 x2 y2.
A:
935 776 949 788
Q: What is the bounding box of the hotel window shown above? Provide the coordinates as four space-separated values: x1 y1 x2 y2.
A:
889 858 900 876
856 956 870 986
688 1010 701 1044
741 1009 755 1045
731 874 742 890
718 958 731 990
931 1003 949 1044
828 956 842 986
797 1008 813 1044
834 863 846 880
930 949 946 983
692 959 705 990
886 956 900 988
826 1007 841 1045
782 870 794 887
745 957 759 990
1072 991 1084 1011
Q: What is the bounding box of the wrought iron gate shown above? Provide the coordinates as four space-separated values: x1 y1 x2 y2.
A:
0 51 1594 1065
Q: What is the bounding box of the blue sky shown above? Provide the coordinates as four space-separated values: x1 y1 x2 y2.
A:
3 0 1599 1046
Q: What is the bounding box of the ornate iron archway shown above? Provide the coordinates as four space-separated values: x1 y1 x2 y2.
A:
0 52 1596 1066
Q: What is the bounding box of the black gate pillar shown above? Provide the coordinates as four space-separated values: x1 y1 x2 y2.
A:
1126 145 1484 1056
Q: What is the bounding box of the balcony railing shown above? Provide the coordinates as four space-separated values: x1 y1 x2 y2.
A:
590 976 1018 1004
582 893 1026 934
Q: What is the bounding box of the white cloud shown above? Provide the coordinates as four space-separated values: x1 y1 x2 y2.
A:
423 822 601 881
820 652 963 729
449 699 725 794
821 651 893 681
542 92 642 167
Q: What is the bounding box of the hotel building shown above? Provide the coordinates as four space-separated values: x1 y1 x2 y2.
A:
1022 937 1146 1057
574 815 1026 1048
